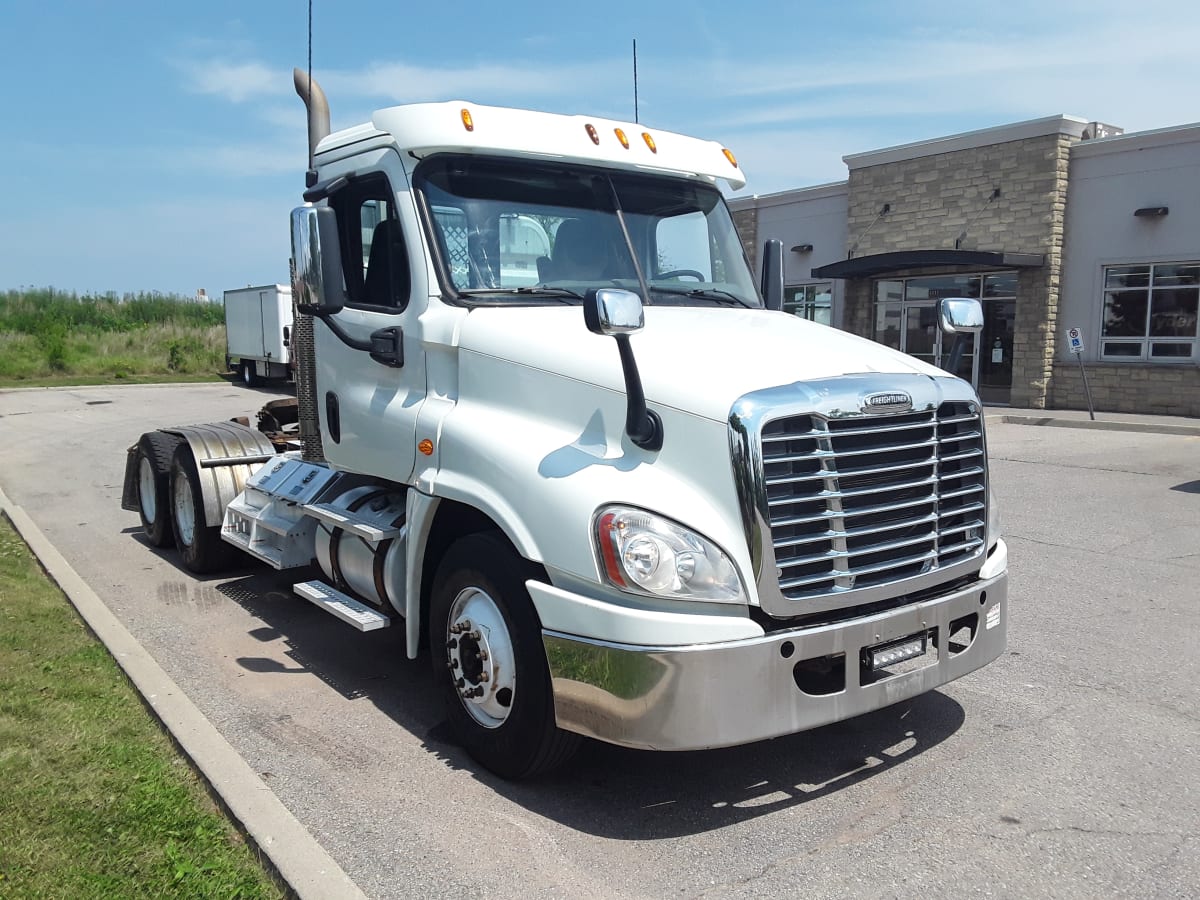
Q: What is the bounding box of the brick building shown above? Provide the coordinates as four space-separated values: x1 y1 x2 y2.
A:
730 117 1200 415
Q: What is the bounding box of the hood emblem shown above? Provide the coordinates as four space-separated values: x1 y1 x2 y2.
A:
862 391 913 414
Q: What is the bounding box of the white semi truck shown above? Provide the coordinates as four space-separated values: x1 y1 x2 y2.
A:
122 70 1007 779
223 284 294 386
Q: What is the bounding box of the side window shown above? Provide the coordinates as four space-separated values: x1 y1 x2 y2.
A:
330 175 411 310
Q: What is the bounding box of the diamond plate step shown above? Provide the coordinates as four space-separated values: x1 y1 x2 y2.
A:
294 581 391 632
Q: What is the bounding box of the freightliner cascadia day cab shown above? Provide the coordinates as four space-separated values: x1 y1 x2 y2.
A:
122 70 1008 779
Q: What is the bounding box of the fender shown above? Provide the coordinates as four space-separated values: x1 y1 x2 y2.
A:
162 422 277 527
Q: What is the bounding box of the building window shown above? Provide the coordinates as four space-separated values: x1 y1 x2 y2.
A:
1101 262 1199 361
784 282 833 325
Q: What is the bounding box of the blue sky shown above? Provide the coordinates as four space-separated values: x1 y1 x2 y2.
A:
2 0 1196 296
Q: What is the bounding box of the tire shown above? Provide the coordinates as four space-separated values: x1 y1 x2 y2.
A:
429 532 579 779
135 431 182 547
241 360 260 387
169 445 233 574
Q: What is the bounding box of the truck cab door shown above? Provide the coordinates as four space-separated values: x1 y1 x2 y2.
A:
314 150 428 484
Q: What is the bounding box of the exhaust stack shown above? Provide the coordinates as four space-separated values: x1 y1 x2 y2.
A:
293 67 330 183
291 67 330 462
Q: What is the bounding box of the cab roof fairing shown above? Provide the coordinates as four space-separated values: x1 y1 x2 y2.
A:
313 101 746 190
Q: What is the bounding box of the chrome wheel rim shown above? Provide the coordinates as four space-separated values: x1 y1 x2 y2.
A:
138 456 157 523
445 587 516 728
172 472 196 546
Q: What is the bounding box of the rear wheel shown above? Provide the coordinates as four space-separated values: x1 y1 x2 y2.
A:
135 431 181 547
241 360 260 387
429 532 579 779
169 446 232 574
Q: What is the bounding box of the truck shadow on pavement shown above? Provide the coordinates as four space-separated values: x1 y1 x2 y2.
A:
213 569 965 841
446 692 966 840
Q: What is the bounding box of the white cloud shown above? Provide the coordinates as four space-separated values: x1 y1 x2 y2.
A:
180 60 290 103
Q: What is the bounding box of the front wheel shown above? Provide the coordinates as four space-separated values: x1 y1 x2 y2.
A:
429 532 578 779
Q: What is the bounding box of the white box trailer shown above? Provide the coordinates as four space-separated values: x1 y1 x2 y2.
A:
224 284 294 386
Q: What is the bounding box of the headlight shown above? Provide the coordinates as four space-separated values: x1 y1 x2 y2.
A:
987 485 1002 548
594 506 745 604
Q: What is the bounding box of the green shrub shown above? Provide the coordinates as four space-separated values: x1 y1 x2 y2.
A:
0 288 228 383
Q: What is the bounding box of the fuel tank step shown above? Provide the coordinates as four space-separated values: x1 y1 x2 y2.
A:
294 580 391 632
302 502 402 543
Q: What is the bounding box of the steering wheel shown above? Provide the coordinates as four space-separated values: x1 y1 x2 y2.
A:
655 269 705 281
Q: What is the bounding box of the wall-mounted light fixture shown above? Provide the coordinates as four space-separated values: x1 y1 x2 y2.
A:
1133 206 1169 218
790 243 814 253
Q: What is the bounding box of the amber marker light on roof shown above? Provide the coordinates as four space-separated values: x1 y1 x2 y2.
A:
460 109 474 132
585 123 600 145
614 128 630 149
418 439 434 456
642 132 657 153
723 148 738 168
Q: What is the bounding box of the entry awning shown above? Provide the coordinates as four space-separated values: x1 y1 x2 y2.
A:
811 249 1044 279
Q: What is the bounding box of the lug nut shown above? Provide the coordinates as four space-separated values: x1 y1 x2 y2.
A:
479 671 489 682
479 649 488 661
446 639 458 649
451 659 459 669
456 677 465 688
466 630 481 641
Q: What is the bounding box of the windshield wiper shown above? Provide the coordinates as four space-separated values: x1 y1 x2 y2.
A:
648 285 752 307
459 286 584 303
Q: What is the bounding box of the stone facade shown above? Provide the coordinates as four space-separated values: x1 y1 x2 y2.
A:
731 207 757 272
1049 362 1200 417
842 131 1078 408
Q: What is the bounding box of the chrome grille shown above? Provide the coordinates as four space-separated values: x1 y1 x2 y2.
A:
761 402 986 600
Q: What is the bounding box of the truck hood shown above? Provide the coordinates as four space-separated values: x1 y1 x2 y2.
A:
456 305 946 422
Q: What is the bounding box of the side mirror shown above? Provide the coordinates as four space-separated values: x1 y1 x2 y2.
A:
937 296 984 377
291 206 346 315
583 288 644 336
583 289 661 451
938 297 984 334
760 239 784 311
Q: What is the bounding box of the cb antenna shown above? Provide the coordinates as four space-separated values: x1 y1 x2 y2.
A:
633 39 639 123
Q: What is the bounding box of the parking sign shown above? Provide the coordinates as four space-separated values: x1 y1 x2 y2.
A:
1067 327 1084 354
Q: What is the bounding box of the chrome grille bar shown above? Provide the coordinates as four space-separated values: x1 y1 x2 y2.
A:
760 401 987 603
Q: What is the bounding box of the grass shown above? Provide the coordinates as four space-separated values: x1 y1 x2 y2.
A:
0 288 229 387
0 515 285 899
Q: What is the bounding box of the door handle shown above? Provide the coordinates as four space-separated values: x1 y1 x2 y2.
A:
368 326 404 368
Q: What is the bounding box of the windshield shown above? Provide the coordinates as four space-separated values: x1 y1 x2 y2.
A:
416 156 760 308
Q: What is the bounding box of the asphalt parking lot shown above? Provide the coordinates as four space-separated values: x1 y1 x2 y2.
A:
1 382 1197 899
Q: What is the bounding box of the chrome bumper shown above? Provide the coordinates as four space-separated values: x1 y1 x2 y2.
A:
542 573 1007 751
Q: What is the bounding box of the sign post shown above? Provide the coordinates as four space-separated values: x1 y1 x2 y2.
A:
1066 326 1095 420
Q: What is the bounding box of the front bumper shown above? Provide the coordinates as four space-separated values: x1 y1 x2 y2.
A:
541 571 1007 751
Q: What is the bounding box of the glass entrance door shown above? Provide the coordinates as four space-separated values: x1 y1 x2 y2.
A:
902 302 941 370
873 272 1014 403
978 296 1015 405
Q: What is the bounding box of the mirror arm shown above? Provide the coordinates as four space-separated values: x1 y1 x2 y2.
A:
615 335 663 451
946 334 968 374
308 309 373 352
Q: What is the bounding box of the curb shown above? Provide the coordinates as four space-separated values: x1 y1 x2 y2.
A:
989 413 1200 438
0 486 367 900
